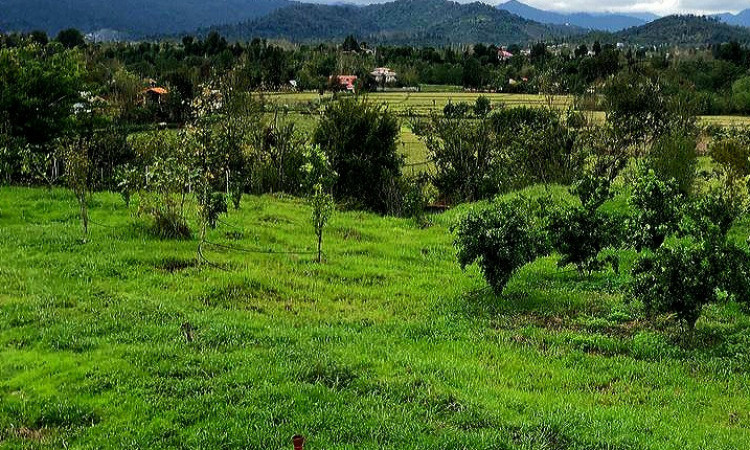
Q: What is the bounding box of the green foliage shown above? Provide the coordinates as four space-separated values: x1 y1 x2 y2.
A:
313 97 402 213
415 106 585 204
413 110 500 203
627 168 683 251
631 237 750 329
647 130 698 196
546 175 622 274
0 43 84 181
473 96 492 117
57 135 91 241
680 191 743 241
127 131 194 239
709 134 750 207
443 101 471 119
496 108 587 187
454 197 545 294
303 144 337 263
55 29 85 49
731 76 750 114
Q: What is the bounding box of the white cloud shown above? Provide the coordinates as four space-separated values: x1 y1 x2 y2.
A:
516 0 746 14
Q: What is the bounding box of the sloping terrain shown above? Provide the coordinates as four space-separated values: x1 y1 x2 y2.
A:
0 0 291 36
1 187 750 448
615 14 750 45
211 0 582 45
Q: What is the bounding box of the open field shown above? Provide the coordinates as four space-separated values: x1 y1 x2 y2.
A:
264 92 574 115
268 92 750 172
2 187 750 448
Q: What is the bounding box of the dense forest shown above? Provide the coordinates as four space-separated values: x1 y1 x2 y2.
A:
0 0 291 36
208 0 578 46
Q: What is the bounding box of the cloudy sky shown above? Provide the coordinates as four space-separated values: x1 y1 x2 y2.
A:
316 0 748 15
515 0 747 15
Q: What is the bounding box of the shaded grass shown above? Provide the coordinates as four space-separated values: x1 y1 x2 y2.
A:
1 187 750 449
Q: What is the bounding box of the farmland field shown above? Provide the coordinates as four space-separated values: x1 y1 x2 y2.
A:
268 92 750 170
2 187 750 449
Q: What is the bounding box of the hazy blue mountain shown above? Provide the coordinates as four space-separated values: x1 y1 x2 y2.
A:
497 0 654 32
0 0 292 36
211 0 583 45
715 10 750 28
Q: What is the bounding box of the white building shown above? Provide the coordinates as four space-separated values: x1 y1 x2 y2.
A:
371 67 397 84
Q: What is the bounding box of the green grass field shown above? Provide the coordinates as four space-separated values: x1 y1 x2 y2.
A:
267 92 750 172
2 187 750 449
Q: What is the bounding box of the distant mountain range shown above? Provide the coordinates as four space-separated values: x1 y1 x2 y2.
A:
615 15 750 45
1 0 749 47
496 1 750 31
0 0 292 36
209 0 582 45
714 10 750 28
497 0 656 32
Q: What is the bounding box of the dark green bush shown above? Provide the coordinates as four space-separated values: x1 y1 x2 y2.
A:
631 238 749 329
546 175 622 274
313 97 402 213
627 168 683 251
453 197 546 294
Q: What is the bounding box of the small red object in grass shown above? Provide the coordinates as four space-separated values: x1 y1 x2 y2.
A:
292 435 305 450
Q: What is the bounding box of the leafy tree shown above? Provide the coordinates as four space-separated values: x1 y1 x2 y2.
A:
127 131 194 239
188 89 231 265
631 234 750 330
647 130 698 196
342 35 359 52
731 76 750 113
473 96 491 117
412 108 499 203
495 108 587 187
443 102 471 119
626 168 683 251
313 97 402 213
57 134 91 241
303 145 337 263
546 175 622 274
55 29 85 49
0 44 84 181
454 197 546 294
709 135 750 206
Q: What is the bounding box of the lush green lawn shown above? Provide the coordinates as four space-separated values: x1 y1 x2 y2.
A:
2 187 750 449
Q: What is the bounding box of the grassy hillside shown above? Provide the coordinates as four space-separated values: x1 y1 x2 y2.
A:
2 187 750 448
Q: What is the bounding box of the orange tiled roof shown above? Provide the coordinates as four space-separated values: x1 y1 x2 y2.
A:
144 87 169 95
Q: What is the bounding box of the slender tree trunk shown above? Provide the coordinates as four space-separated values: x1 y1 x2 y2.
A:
79 193 89 242
317 231 323 263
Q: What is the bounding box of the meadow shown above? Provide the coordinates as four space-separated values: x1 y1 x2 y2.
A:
2 186 750 449
267 92 750 170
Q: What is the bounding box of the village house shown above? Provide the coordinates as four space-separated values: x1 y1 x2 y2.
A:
141 87 169 106
332 75 358 91
497 48 513 62
371 67 397 84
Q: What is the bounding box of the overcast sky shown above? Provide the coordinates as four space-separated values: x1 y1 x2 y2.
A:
315 0 748 15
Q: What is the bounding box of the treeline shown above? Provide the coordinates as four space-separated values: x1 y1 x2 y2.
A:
3 30 750 118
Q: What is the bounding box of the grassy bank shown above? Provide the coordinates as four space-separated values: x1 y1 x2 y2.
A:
1 187 750 449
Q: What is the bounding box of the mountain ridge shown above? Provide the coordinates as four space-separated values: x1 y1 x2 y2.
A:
0 0 292 36
615 14 750 45
208 0 584 45
497 0 655 31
